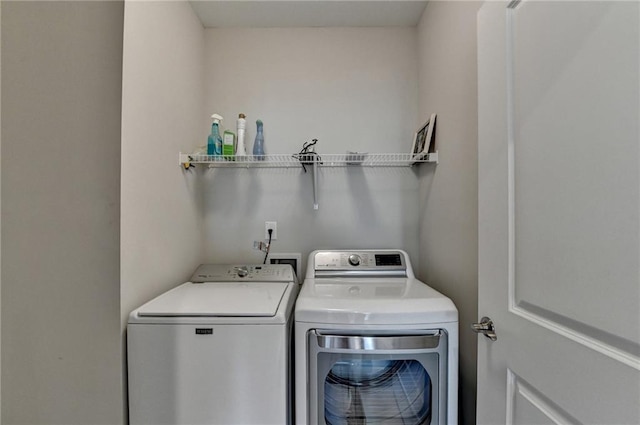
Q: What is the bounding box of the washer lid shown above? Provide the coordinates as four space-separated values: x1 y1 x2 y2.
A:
136 282 289 317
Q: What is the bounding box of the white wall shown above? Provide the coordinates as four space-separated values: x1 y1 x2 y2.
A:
1 2 123 423
0 2 3 419
417 2 482 424
202 27 421 269
0 1 482 422
121 1 205 325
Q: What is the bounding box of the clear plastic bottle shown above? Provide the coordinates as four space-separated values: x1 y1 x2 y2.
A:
207 114 223 156
253 119 265 159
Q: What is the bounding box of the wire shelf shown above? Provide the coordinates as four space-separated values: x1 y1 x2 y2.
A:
179 151 438 209
179 152 438 169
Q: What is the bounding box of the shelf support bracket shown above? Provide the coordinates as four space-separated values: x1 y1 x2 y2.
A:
312 159 319 210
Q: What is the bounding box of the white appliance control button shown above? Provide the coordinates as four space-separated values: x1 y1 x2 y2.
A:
348 254 361 266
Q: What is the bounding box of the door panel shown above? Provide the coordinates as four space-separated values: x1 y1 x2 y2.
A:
511 0 639 346
477 1 640 424
507 371 580 425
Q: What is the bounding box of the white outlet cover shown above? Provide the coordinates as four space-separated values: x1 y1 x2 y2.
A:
265 221 277 240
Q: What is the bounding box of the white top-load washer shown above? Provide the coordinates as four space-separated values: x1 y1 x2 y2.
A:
294 250 458 425
128 264 298 425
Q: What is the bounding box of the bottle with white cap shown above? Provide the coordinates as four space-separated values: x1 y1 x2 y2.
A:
236 113 247 157
207 114 223 156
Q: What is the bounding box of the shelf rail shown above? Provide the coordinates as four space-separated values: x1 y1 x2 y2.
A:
179 152 438 169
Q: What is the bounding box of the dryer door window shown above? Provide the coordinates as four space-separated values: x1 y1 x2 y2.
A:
308 330 448 425
324 357 431 424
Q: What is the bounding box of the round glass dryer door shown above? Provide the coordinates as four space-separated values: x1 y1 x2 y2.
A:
324 358 432 424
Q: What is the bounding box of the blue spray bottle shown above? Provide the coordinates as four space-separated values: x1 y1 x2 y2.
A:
207 114 223 156
253 119 265 160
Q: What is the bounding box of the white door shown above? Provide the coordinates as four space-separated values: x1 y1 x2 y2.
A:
477 1 640 424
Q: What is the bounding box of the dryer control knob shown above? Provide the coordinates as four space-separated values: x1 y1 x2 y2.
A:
348 254 361 266
235 267 249 277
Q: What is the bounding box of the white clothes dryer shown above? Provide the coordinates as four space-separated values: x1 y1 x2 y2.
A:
294 250 458 425
128 264 298 425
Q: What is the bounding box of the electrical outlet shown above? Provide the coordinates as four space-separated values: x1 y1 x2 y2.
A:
265 221 277 240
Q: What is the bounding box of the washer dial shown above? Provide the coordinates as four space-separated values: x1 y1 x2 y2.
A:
235 266 249 277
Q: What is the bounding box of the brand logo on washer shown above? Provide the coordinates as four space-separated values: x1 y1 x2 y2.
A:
195 328 213 335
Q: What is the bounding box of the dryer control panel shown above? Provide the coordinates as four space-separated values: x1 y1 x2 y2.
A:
311 250 408 278
190 264 297 282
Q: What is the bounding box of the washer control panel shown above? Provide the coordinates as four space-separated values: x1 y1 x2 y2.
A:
313 250 407 277
190 264 296 282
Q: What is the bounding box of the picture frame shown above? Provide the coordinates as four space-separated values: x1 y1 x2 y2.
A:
411 113 436 163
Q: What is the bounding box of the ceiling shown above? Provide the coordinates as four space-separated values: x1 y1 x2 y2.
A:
189 1 430 28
